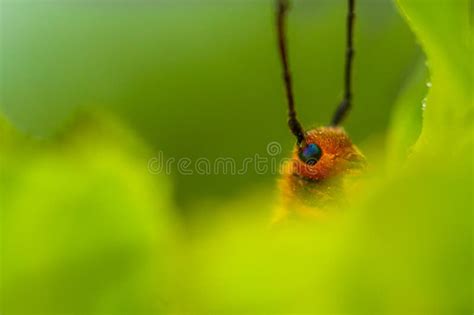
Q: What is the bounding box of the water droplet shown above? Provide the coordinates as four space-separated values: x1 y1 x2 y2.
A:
422 97 428 111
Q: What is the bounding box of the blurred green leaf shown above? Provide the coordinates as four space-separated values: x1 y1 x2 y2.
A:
1 113 176 314
396 0 472 146
385 60 426 169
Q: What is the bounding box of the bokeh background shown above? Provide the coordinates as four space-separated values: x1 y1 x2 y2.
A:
0 0 471 314
1 0 422 209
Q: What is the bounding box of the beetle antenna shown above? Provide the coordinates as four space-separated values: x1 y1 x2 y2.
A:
331 0 356 126
276 0 305 144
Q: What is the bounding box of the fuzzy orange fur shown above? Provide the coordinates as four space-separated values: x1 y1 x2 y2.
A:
274 127 366 221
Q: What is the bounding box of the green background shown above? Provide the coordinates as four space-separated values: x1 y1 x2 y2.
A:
1 0 421 208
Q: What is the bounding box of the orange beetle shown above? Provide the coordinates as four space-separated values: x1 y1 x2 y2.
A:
274 0 364 220
277 127 366 220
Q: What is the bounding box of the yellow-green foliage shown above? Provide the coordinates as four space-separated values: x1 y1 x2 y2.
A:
1 113 176 314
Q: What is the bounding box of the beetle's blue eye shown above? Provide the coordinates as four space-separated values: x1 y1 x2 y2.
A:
298 143 322 165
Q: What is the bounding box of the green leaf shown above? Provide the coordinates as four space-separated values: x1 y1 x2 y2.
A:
0 113 176 314
386 60 426 169
395 0 472 147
